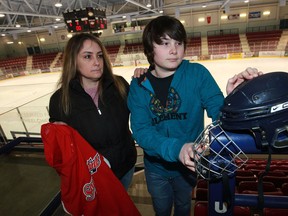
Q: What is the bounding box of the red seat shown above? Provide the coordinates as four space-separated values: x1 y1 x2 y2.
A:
233 206 251 216
264 208 288 216
263 176 288 188
281 183 288 195
236 176 257 186
194 201 251 216
236 170 254 177
197 179 208 188
258 170 286 177
194 201 208 216
237 181 277 193
196 188 208 201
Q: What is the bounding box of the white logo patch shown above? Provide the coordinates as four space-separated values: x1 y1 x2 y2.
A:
271 101 288 113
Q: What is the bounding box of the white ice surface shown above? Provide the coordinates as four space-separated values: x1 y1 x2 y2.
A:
0 57 287 130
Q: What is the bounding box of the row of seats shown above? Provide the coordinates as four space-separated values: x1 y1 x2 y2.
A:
194 159 288 215
121 30 283 55
194 201 288 216
0 30 285 73
123 43 143 54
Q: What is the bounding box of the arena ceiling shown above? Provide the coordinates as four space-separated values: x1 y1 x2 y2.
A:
0 0 285 35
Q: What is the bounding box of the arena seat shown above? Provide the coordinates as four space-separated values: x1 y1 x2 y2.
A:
196 178 208 188
196 188 208 201
263 208 288 216
194 201 251 216
236 170 254 177
263 176 288 188
237 181 278 194
258 170 286 177
236 175 257 186
281 183 288 195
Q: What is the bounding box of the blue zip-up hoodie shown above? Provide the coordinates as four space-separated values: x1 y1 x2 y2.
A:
128 60 224 177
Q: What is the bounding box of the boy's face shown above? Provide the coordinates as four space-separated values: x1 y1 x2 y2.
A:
153 34 185 73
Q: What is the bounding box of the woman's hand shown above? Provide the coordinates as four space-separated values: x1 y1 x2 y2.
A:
133 67 148 78
52 121 67 125
226 67 263 95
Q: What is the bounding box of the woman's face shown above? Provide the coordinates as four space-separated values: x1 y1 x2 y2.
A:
76 39 104 86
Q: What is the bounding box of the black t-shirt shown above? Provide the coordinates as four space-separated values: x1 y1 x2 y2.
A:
146 71 174 107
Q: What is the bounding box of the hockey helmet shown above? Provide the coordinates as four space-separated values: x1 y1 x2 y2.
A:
220 72 288 151
193 72 288 181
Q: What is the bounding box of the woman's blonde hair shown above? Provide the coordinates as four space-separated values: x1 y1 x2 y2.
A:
58 33 126 115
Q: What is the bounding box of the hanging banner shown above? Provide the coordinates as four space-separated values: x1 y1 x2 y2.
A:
249 11 261 19
207 16 211 24
228 14 240 20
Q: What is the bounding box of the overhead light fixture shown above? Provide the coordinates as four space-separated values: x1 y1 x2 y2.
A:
159 10 163 14
263 11 270 15
221 15 228 20
27 29 31 32
244 0 249 3
202 5 207 8
0 14 5 17
146 0 152 8
55 18 61 21
15 24 21 28
240 13 247 17
198 18 205 22
55 2 62 7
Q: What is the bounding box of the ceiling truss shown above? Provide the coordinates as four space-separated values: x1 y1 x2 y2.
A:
0 0 285 35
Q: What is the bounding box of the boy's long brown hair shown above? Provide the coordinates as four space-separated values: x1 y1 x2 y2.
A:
142 15 187 67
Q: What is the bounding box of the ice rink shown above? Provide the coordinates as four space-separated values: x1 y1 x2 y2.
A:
0 57 287 137
1 57 287 111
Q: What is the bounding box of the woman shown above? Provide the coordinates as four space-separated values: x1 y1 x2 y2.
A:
49 33 137 190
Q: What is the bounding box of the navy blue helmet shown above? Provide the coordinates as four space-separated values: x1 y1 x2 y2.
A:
220 72 288 151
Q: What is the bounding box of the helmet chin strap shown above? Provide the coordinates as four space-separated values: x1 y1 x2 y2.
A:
222 172 232 208
257 134 272 213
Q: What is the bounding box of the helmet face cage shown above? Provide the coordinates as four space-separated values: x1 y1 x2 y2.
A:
193 122 248 181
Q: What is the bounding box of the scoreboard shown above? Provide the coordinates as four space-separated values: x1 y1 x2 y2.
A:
63 7 107 33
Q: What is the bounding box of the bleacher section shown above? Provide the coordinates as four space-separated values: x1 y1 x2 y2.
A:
32 52 58 71
246 30 283 52
123 42 143 54
194 159 288 216
0 29 287 78
207 34 242 55
105 44 121 63
0 56 27 75
186 37 202 57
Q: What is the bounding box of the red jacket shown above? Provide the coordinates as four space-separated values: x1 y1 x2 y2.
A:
41 123 141 216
